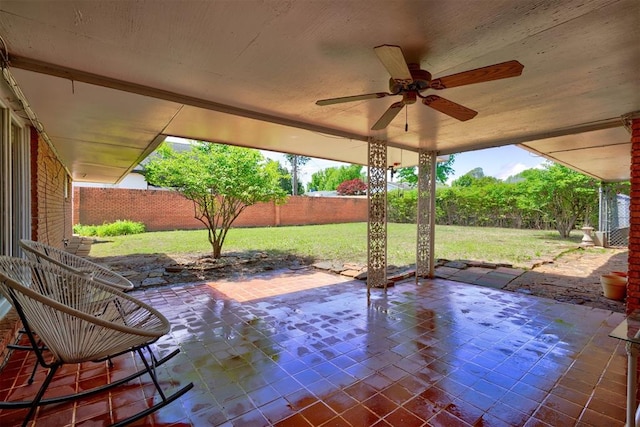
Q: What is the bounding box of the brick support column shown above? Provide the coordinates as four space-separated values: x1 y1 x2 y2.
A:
628 118 640 314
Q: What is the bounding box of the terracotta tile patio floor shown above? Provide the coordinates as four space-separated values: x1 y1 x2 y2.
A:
0 268 630 426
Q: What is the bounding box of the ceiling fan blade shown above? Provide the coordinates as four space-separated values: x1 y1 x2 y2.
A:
374 45 412 83
422 95 478 121
371 101 405 130
316 92 390 106
429 60 524 89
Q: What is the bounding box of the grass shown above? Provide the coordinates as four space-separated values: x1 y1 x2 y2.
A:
88 223 583 268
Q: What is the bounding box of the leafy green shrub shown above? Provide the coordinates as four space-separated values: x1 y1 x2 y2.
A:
73 220 145 237
388 189 417 223
99 220 146 236
73 224 98 236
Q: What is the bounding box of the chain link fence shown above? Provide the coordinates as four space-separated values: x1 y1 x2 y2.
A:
599 184 629 248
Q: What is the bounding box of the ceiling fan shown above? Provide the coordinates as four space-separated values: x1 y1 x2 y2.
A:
316 45 524 130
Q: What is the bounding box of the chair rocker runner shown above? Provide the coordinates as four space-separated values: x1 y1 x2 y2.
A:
0 257 192 426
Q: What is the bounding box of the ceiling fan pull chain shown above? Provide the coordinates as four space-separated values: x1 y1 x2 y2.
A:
405 107 408 132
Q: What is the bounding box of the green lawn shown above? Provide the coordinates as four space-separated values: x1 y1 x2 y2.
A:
88 223 583 268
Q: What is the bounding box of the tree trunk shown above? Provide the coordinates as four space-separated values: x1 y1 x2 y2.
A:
212 241 222 259
292 155 298 196
555 217 575 238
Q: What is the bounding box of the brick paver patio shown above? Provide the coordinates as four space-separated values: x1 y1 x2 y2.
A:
0 268 629 426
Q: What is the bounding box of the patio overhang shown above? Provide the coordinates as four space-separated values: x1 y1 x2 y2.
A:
0 0 637 183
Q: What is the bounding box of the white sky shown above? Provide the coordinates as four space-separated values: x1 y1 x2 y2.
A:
447 145 547 183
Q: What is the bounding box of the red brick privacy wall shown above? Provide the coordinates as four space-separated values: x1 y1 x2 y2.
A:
31 128 73 249
628 117 640 314
278 196 370 226
73 188 368 231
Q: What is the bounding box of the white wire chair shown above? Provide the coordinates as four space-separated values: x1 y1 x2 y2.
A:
19 239 134 291
16 239 135 383
0 256 192 427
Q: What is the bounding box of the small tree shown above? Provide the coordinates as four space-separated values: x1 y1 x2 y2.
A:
270 160 305 195
145 142 287 258
284 154 310 195
517 164 599 237
452 168 500 188
308 164 364 191
396 154 456 186
336 178 367 195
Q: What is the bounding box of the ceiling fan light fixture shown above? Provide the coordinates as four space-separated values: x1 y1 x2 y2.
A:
403 91 417 104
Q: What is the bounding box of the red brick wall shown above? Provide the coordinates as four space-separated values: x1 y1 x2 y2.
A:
628 118 640 314
31 128 73 249
73 187 368 231
277 196 370 226
0 129 71 367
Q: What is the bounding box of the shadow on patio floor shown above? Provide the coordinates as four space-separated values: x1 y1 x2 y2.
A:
95 247 628 313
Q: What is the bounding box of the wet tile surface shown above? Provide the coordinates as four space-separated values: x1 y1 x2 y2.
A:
0 268 630 426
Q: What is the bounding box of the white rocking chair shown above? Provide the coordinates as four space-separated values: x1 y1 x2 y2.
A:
0 256 192 427
16 239 135 383
19 239 134 291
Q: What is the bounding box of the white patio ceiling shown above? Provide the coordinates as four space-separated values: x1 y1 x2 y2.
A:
0 0 638 183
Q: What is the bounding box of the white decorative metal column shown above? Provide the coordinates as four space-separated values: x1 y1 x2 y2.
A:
367 137 388 297
416 150 437 279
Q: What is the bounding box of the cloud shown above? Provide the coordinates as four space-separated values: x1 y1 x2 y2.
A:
496 163 527 180
496 161 545 180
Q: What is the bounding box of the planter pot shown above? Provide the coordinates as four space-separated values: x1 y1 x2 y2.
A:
601 274 627 300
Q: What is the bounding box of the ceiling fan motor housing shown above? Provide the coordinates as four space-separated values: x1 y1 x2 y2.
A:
388 65 432 93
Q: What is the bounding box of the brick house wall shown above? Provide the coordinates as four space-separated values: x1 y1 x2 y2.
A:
0 126 73 368
628 117 640 314
30 128 73 249
73 187 368 231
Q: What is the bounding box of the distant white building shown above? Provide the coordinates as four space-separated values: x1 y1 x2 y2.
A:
74 168 148 189
73 140 194 190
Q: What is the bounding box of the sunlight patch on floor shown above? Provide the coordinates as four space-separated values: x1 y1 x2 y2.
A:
206 269 352 302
